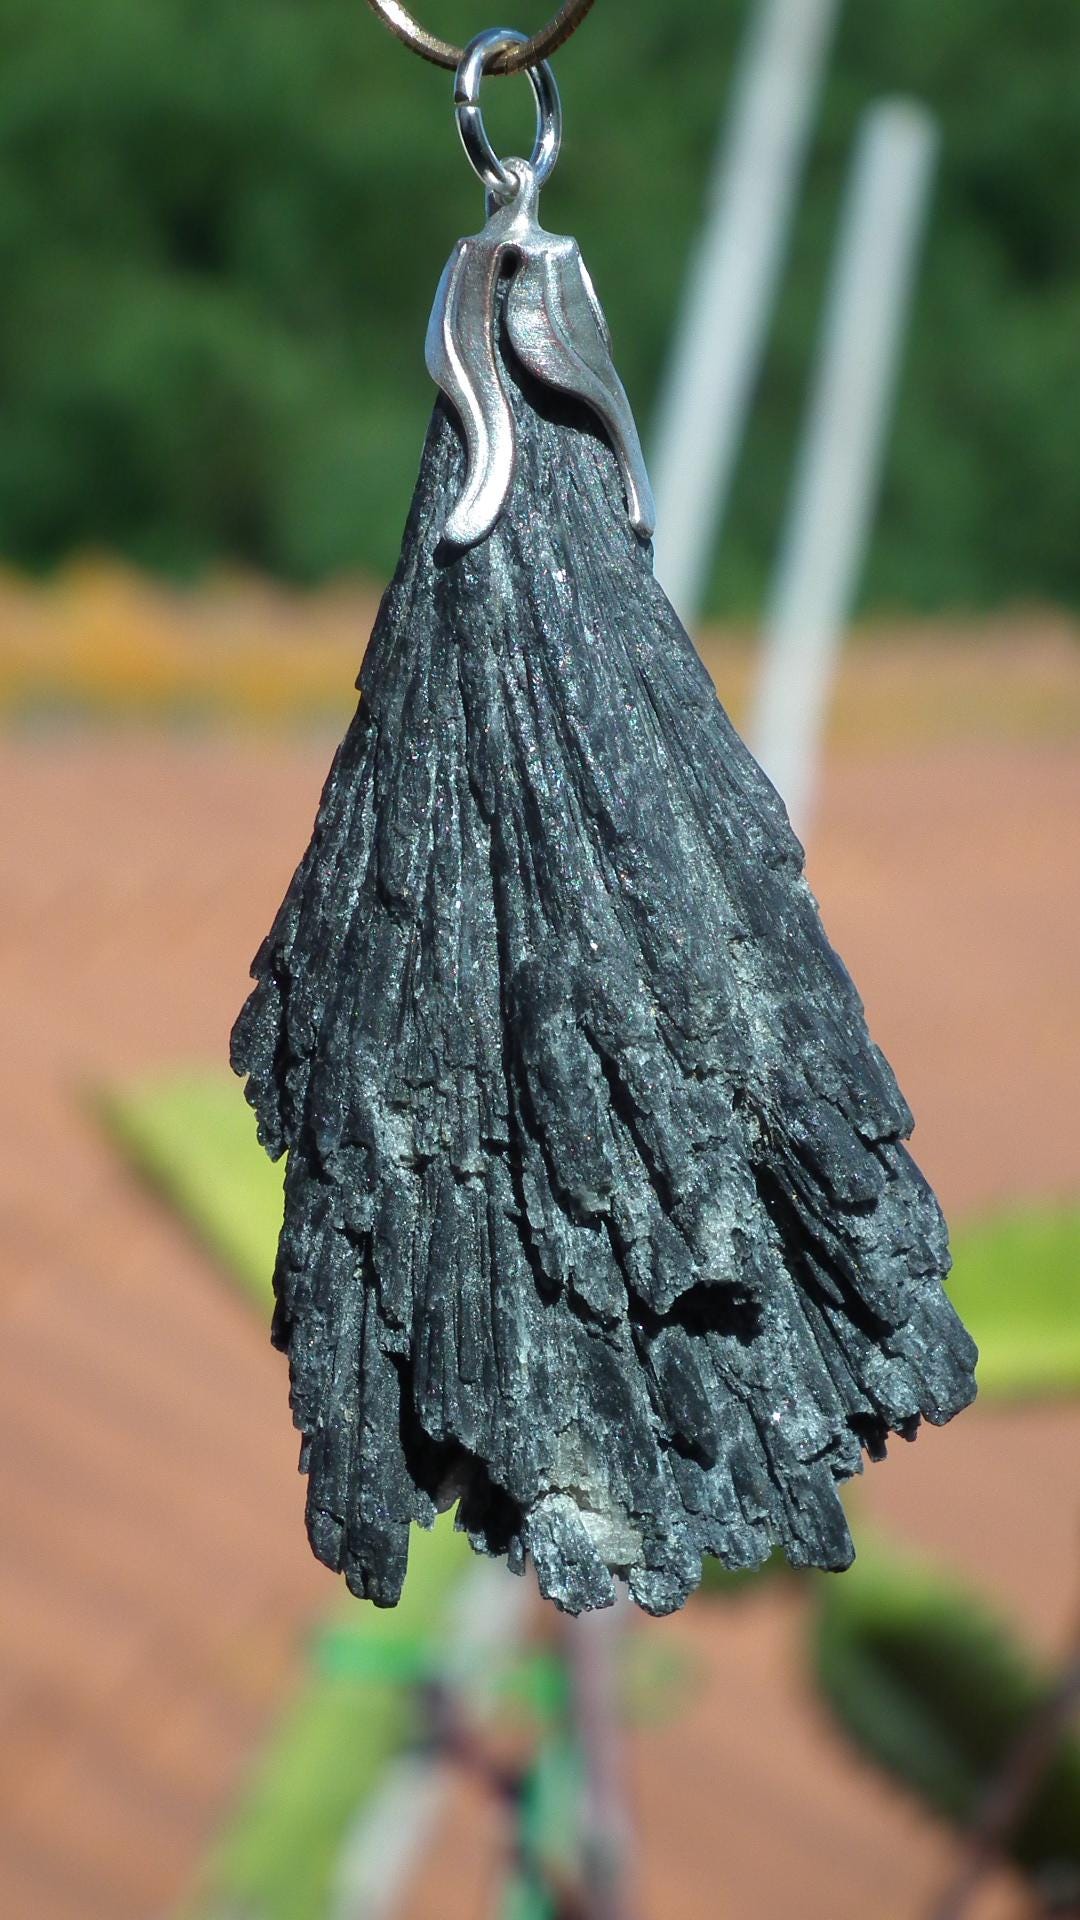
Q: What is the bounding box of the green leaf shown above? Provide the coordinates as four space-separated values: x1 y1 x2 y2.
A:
502 1732 586 1920
98 1070 282 1308
948 1205 1080 1399
180 1518 471 1920
100 1068 477 1920
814 1543 1080 1883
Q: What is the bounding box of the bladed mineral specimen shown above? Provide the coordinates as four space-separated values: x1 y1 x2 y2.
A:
232 316 977 1617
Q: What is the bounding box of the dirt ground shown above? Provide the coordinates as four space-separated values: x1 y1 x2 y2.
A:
0 629 1077 1920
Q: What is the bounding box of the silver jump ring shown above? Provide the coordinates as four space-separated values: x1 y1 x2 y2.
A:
455 29 563 202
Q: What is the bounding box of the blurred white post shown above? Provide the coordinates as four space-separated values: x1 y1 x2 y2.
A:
750 101 939 836
563 1601 640 1920
651 0 841 624
330 1560 530 1920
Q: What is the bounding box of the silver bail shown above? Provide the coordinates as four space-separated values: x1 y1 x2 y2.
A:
425 35 657 550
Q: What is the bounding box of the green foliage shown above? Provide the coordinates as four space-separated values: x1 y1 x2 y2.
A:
2 1 1080 608
179 1518 471 1920
99 1070 283 1307
503 1732 586 1920
815 1545 1080 1888
101 1069 476 1920
949 1205 1080 1399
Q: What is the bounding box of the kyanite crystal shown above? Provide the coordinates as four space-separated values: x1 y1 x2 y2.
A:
232 332 977 1617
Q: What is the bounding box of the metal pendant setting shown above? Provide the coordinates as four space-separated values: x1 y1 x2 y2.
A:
231 21 977 1619
425 158 656 549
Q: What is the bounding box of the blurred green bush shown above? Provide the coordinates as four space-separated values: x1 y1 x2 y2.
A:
815 1547 1080 1896
1 0 1078 611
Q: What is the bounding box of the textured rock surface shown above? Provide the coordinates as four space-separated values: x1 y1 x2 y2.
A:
232 330 977 1616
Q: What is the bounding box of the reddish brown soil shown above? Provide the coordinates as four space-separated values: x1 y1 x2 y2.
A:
1 635 1077 1920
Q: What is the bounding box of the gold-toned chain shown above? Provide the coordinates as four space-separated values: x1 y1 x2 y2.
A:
363 2 597 75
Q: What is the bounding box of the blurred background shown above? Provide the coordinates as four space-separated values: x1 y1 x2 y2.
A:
1 3 1078 1919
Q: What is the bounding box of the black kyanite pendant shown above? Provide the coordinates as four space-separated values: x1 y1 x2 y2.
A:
233 181 976 1617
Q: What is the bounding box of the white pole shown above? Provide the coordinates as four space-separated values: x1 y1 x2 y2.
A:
651 0 841 625
750 100 939 837
563 1600 640 1920
330 1560 530 1920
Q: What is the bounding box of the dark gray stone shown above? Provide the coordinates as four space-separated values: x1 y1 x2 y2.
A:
231 331 977 1616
